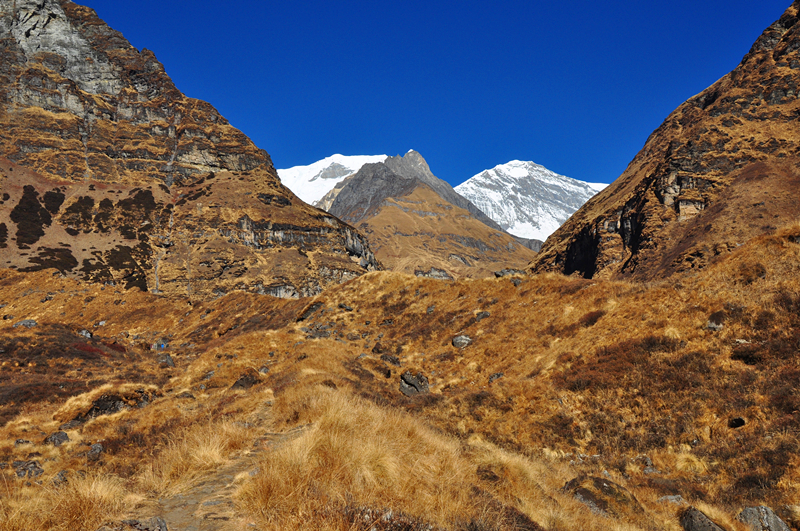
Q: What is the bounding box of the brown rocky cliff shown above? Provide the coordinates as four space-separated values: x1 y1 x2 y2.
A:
531 1 800 280
0 0 381 299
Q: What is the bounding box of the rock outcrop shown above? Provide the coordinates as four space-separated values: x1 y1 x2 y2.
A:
531 1 800 280
0 0 380 299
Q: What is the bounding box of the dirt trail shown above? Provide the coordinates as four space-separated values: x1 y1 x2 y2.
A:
144 425 310 531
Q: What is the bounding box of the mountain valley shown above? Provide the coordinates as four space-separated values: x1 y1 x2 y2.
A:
0 2 799 531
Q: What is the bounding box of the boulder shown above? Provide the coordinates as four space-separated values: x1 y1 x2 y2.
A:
44 431 70 447
230 368 260 390
399 371 430 396
12 460 43 478
562 476 644 518
680 507 726 531
737 506 791 531
453 335 472 348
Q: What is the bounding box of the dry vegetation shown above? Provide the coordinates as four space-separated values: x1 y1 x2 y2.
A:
0 222 798 530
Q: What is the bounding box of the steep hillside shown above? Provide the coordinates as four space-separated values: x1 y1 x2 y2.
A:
455 160 605 241
0 0 380 300
326 151 537 278
531 1 800 280
1 221 799 531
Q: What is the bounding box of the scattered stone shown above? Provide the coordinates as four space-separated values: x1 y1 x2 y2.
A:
59 420 81 430
488 372 504 383
14 439 31 446
475 311 490 322
338 303 353 311
52 470 68 486
511 278 523 287
494 269 525 278
176 391 195 399
258 365 270 375
12 460 43 478
203 370 215 380
381 354 401 367
658 495 686 505
643 466 661 475
399 371 430 396
87 443 104 461
78 329 93 339
426 305 435 314
705 320 724 332
452 335 472 348
13 319 37 328
44 431 70 447
157 354 175 368
230 369 260 390
680 507 726 531
119 516 169 531
414 267 453 280
729 417 746 429
96 320 107 327
297 302 324 322
737 506 791 531
562 476 644 518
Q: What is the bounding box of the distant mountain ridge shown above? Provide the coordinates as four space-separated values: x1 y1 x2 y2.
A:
324 151 538 278
456 161 604 242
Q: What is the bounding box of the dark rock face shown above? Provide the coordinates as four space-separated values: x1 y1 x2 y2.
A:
230 369 260 390
680 507 726 531
532 2 800 281
414 267 453 280
737 506 791 531
399 371 429 396
43 430 69 446
0 0 380 300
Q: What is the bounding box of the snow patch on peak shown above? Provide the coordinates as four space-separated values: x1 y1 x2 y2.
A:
278 154 387 205
455 161 606 242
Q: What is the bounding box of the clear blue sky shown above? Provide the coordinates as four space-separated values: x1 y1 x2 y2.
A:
82 0 791 186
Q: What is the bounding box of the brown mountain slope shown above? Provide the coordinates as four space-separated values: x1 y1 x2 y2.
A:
1 222 799 530
326 151 536 278
0 0 379 299
531 1 800 280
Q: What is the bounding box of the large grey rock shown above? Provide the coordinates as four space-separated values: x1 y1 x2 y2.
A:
399 371 429 396
737 506 791 531
680 507 726 531
44 431 70 447
452 335 472 348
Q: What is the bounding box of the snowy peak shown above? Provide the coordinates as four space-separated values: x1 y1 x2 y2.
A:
455 161 605 242
277 154 387 205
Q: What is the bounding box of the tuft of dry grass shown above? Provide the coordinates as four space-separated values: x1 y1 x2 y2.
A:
137 420 252 496
0 472 134 531
237 388 480 530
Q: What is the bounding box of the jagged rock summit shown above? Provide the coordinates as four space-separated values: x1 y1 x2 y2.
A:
531 0 800 280
0 0 380 299
455 160 605 242
323 150 537 278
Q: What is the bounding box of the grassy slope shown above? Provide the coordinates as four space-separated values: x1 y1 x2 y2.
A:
0 222 798 530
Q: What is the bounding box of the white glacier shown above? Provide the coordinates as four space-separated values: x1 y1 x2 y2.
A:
455 161 606 242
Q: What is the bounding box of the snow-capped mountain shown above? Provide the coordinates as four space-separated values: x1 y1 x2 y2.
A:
455 161 606 242
277 154 387 206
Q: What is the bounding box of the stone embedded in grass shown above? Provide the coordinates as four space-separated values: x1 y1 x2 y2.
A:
680 507 726 531
380 353 401 367
453 335 472 348
562 475 644 518
658 495 686 505
737 506 791 531
476 311 490 322
44 431 70 447
12 460 43 478
117 516 169 531
488 372 504 383
399 371 430 396
158 354 175 368
13 319 37 328
14 439 31 446
230 368 260 390
87 443 104 461
728 417 746 429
